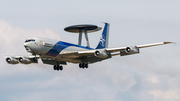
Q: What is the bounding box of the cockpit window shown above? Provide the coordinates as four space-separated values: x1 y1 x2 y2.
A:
25 39 35 43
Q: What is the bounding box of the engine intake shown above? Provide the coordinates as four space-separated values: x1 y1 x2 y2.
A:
94 49 108 58
6 57 19 64
125 46 139 53
120 46 139 56
19 57 32 64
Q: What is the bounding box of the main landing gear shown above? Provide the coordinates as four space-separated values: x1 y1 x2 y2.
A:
79 63 88 69
53 63 88 71
53 65 63 71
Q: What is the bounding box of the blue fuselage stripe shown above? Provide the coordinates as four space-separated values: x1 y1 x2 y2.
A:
45 41 94 57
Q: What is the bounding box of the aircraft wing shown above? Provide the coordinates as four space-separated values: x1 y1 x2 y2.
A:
60 42 173 58
5 55 40 64
106 42 172 53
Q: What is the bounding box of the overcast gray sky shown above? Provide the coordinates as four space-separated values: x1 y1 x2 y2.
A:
0 0 180 101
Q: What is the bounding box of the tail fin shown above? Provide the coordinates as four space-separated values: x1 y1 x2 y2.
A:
96 23 110 49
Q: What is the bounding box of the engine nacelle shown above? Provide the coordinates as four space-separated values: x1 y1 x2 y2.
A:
120 46 139 56
125 46 139 53
6 57 19 64
19 57 32 64
94 49 108 58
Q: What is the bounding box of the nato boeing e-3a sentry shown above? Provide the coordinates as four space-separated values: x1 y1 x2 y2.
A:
5 23 172 71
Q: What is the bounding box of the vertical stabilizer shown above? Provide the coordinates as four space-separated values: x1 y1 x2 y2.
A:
96 23 110 49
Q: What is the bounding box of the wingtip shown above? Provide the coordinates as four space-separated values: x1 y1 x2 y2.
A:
163 42 176 44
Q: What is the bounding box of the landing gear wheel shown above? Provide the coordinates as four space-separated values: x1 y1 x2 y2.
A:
85 63 88 68
79 63 88 69
79 63 82 68
53 65 63 71
33 57 38 62
60 66 63 70
53 65 57 70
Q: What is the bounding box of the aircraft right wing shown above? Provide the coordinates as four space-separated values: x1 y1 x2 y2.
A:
5 55 39 64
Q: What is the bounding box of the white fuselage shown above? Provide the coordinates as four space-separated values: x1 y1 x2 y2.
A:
24 37 92 63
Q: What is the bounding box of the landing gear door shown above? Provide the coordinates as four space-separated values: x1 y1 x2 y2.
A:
41 58 67 65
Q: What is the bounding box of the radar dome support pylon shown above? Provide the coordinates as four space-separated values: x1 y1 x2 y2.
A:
64 24 102 47
78 29 82 45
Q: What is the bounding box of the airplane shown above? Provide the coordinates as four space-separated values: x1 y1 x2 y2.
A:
5 23 172 71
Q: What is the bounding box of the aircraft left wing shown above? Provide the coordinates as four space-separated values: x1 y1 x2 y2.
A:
106 42 173 56
106 42 172 53
60 42 173 58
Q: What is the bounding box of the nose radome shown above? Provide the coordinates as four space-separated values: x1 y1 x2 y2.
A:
24 43 32 53
24 42 28 47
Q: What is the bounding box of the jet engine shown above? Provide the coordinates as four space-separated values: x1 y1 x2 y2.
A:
6 57 19 64
94 49 108 58
120 46 139 56
19 57 32 64
125 46 139 53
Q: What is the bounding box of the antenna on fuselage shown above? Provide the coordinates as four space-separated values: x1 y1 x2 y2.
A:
64 24 102 47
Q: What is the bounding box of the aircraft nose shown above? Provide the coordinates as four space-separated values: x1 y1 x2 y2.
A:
24 42 28 47
24 43 32 53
